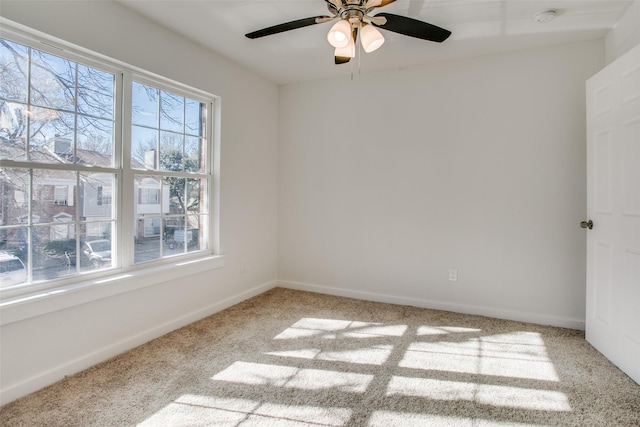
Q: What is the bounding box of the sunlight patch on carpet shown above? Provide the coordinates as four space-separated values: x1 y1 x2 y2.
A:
273 318 407 340
386 376 571 411
266 344 394 365
139 394 352 426
417 326 482 335
400 332 559 381
369 411 543 426
212 361 374 392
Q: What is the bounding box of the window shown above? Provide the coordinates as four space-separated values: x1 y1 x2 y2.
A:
139 188 161 205
96 185 111 206
131 80 209 262
54 186 69 206
0 29 217 297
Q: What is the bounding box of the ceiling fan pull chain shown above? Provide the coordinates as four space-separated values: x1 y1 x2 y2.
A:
357 23 362 76
350 57 354 80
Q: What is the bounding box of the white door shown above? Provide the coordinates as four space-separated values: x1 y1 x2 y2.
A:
586 43 640 384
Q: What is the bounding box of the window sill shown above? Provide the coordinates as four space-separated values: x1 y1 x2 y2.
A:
0 255 225 326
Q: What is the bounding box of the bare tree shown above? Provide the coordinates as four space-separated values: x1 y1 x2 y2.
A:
1 39 115 157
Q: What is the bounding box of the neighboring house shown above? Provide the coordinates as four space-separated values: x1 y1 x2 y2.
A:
0 137 170 254
135 175 170 238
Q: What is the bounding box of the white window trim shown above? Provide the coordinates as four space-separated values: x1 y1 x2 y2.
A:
0 254 225 326
0 19 223 321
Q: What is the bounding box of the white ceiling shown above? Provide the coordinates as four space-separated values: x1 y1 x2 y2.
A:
115 0 633 85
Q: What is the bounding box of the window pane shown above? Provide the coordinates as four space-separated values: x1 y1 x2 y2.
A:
184 136 203 173
199 215 208 251
186 214 204 253
29 106 75 142
29 168 77 276
184 98 202 136
135 175 164 210
0 168 29 229
163 217 178 254
33 169 76 216
165 176 186 214
134 217 161 263
131 125 158 169
77 116 114 166
0 102 28 154
0 226 28 290
77 64 114 120
1 226 29 256
132 82 158 128
133 174 206 263
29 107 75 162
159 131 184 172
173 222 190 252
132 80 207 174
30 50 76 111
33 224 77 281
85 221 113 241
0 39 29 103
81 172 115 220
160 90 183 133
167 216 206 254
187 178 205 214
77 229 114 270
0 168 30 280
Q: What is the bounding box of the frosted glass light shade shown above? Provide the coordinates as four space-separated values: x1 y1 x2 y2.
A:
361 24 385 53
334 36 355 58
327 20 352 48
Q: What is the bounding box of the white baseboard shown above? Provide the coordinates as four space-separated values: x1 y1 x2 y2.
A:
277 280 586 331
0 280 277 406
2 278 584 406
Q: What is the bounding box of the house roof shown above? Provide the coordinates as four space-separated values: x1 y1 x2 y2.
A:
0 138 146 169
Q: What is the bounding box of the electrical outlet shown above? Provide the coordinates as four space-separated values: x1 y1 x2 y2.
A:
448 268 458 281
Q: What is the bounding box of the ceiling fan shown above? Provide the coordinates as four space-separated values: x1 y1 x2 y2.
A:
245 0 451 65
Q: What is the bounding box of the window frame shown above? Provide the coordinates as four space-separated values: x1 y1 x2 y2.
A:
0 21 222 308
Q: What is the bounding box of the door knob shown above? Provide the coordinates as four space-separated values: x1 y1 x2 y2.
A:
580 220 593 229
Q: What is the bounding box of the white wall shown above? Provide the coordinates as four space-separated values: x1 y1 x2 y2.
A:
605 0 640 64
0 1 278 405
0 0 618 407
278 40 604 329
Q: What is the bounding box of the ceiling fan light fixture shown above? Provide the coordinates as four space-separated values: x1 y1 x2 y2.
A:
246 0 453 68
327 19 352 48
361 24 385 53
334 34 356 58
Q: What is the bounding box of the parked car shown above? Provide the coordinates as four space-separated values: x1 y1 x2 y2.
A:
0 252 27 288
82 239 112 269
63 239 111 269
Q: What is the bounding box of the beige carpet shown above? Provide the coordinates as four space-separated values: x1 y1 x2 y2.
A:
1 288 639 426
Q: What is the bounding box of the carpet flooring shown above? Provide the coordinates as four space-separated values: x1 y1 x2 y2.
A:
1 287 639 426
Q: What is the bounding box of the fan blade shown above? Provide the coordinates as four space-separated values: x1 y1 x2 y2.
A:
325 0 343 10
373 13 451 42
316 16 338 24
335 56 351 64
366 15 387 26
365 0 396 8
246 16 331 39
